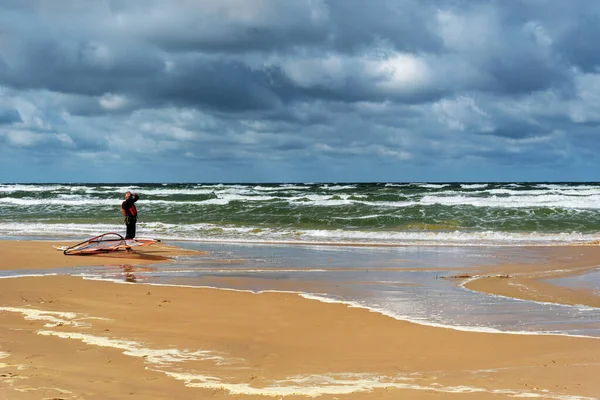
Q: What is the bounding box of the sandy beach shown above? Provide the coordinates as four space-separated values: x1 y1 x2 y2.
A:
1 240 600 399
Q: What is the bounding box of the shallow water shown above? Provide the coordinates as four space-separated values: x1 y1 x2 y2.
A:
548 269 600 296
3 241 600 338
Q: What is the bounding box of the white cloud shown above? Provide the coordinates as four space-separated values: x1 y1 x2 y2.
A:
435 7 501 54
274 51 433 97
568 72 600 123
54 132 75 146
367 53 432 93
5 129 41 147
432 96 494 133
277 54 347 89
523 21 553 48
81 42 113 69
99 93 128 110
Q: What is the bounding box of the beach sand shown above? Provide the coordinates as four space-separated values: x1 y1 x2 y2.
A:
1 241 599 399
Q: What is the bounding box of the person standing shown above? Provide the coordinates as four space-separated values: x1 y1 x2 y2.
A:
121 191 139 239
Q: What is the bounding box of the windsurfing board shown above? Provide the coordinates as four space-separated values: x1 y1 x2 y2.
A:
54 233 160 255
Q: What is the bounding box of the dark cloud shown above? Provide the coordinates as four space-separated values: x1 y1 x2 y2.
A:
153 58 283 111
485 121 546 140
1 0 600 182
485 51 570 95
0 107 21 124
318 0 443 54
0 38 164 95
555 17 600 73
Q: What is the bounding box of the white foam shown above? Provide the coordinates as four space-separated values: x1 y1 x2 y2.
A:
415 183 451 188
0 307 105 328
0 222 598 247
297 294 600 339
459 278 600 312
2 296 591 399
0 351 9 368
0 273 57 279
78 277 301 297
163 371 413 397
36 331 228 366
167 268 330 273
0 197 119 206
162 371 594 399
460 183 489 189
419 193 600 209
0 184 74 193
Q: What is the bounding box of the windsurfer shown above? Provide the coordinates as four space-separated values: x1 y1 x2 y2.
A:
121 191 139 239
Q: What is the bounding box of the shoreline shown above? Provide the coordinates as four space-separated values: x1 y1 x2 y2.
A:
1 240 600 399
3 233 600 248
460 245 600 308
3 238 600 320
4 238 600 322
1 238 204 270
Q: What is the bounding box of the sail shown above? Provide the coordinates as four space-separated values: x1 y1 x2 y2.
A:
57 233 159 255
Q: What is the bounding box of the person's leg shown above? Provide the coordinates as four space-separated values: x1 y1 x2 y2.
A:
125 222 135 239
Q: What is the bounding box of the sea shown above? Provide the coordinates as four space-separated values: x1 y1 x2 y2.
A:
1 182 600 338
2 181 600 245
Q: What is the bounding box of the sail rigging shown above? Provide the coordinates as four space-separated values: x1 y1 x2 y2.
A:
56 233 159 255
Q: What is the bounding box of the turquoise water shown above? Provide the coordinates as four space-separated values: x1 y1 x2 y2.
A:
1 182 600 246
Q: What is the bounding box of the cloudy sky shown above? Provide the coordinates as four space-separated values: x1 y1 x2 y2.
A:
1 0 599 183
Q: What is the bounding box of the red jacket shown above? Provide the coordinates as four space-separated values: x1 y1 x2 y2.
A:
121 194 139 217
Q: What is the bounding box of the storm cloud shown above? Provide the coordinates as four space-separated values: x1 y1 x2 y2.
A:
1 0 599 182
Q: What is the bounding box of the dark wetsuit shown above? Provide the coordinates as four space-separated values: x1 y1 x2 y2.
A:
121 194 139 239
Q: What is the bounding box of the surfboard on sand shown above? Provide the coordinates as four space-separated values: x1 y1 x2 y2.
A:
53 232 160 255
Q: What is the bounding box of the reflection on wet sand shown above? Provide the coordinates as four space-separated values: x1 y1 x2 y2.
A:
119 264 156 283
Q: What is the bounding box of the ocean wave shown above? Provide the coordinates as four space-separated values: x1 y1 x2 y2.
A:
2 183 600 244
0 221 596 247
419 194 600 209
5 192 599 209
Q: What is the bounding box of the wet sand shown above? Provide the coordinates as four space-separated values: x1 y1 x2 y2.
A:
462 245 600 308
1 240 600 399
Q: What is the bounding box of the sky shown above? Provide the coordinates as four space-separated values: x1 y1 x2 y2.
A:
1 0 600 183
